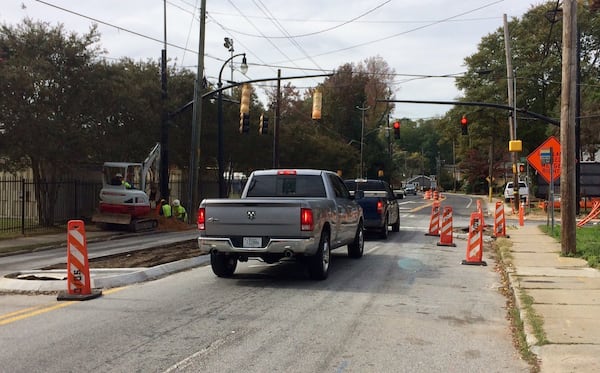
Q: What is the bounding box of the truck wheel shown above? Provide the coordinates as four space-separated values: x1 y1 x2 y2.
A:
348 222 364 259
380 216 389 239
308 231 330 280
210 252 238 277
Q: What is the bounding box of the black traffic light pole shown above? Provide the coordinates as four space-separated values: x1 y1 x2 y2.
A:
377 99 559 127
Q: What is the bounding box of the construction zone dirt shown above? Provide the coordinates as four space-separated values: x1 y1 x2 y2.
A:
41 240 202 270
42 217 202 270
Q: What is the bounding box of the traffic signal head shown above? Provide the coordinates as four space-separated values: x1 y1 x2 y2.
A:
259 114 269 135
460 115 468 135
393 121 400 139
519 164 525 173
240 83 251 115
312 90 322 120
239 113 250 134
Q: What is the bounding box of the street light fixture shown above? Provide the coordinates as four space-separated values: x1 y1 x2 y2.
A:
223 37 234 95
217 53 248 198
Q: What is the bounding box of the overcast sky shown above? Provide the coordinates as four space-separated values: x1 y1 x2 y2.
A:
1 0 542 119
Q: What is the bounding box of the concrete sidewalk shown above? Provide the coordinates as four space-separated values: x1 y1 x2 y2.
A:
490 202 600 373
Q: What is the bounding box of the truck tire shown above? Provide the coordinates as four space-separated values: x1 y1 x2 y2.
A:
308 231 330 280
380 216 389 239
210 252 238 277
348 222 364 258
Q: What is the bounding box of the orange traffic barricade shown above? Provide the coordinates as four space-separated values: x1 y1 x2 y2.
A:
425 201 441 236
461 211 487 266
492 201 507 238
437 206 456 247
57 220 102 301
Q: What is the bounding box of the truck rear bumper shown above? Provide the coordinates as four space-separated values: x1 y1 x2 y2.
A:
198 236 318 256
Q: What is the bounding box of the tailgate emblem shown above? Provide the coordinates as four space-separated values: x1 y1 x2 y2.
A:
247 211 256 220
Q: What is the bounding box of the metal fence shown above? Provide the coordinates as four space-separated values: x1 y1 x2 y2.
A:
0 176 205 235
0 178 103 235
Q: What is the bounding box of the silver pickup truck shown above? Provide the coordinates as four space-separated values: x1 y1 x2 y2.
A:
197 169 364 280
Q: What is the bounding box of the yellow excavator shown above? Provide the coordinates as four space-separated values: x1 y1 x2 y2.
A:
92 143 161 232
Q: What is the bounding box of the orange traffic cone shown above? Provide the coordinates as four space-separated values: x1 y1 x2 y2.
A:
433 191 439 200
461 211 487 266
424 190 431 199
437 206 456 247
57 220 102 301
425 201 441 236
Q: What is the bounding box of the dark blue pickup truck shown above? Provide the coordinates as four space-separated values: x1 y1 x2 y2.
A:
344 179 402 239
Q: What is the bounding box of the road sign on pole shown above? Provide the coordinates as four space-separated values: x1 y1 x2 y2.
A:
527 136 561 183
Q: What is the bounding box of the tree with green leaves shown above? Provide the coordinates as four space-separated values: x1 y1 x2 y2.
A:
452 2 600 192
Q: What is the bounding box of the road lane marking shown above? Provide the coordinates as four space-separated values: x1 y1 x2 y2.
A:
0 301 74 326
163 330 238 372
0 287 127 326
366 245 380 254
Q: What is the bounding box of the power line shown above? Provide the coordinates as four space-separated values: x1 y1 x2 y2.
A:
270 0 504 64
225 0 391 39
33 0 197 54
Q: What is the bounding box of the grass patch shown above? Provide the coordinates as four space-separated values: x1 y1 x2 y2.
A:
539 224 600 269
492 238 541 371
519 292 549 346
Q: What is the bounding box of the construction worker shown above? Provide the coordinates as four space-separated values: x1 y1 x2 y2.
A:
172 199 187 222
159 199 172 218
114 173 132 189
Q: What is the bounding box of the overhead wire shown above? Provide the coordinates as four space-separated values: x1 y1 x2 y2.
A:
227 0 391 39
270 0 504 64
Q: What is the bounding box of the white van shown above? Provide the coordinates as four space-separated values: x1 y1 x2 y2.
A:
504 181 529 202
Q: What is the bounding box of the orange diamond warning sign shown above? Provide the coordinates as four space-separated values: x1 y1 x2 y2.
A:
527 136 561 183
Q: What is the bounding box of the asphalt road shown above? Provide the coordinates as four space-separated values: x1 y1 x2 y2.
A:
0 193 530 372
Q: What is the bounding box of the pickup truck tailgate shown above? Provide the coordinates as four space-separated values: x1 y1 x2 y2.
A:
202 199 309 237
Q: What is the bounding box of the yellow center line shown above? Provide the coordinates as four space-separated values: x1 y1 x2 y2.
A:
0 301 74 326
0 286 128 326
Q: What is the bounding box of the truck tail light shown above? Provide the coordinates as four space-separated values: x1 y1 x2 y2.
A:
197 208 205 230
377 200 384 215
301 208 314 231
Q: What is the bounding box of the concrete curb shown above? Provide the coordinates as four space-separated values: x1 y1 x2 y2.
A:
0 255 210 292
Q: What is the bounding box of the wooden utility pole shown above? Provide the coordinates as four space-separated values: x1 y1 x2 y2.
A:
560 0 577 255
503 14 520 212
188 0 207 222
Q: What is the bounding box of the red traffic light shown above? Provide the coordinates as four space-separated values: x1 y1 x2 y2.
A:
460 115 468 135
393 121 400 139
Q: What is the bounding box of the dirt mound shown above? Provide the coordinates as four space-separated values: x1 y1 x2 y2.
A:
156 216 195 231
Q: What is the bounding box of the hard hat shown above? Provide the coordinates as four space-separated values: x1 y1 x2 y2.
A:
115 173 123 178
173 199 180 206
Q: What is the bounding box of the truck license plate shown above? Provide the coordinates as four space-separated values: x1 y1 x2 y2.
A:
243 237 262 248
